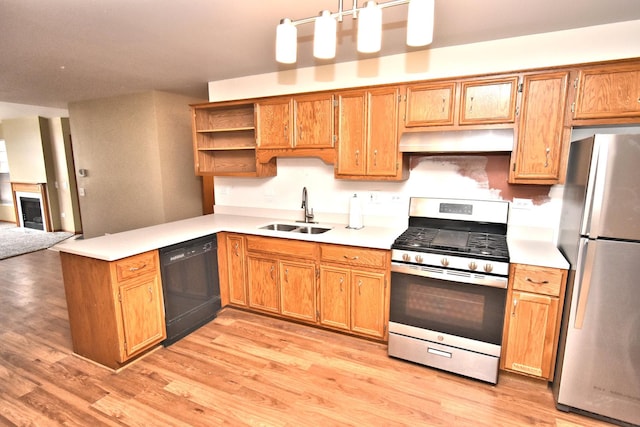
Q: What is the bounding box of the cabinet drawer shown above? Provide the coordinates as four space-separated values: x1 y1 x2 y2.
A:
246 235 318 259
114 251 158 283
320 244 388 269
511 264 564 296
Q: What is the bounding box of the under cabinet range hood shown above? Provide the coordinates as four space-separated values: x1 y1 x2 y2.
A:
399 128 514 153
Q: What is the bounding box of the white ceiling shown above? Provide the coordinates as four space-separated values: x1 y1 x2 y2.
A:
1 0 640 119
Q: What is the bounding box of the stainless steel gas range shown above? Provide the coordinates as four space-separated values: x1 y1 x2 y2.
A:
388 197 510 384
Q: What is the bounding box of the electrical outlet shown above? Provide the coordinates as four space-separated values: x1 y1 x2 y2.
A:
512 198 533 209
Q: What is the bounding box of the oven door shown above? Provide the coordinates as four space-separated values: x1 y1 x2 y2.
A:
389 262 507 356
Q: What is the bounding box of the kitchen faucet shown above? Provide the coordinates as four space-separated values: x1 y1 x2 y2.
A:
301 187 315 223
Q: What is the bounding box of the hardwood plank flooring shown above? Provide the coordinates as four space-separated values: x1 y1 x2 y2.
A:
0 249 615 426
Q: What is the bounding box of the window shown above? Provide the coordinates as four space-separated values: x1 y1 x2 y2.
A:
0 140 12 205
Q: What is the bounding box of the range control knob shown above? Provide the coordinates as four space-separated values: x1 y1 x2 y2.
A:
468 262 477 271
415 255 424 263
402 253 410 262
484 263 494 273
441 258 449 267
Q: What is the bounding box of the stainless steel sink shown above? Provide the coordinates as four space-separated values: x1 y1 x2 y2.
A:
260 223 299 232
259 223 331 234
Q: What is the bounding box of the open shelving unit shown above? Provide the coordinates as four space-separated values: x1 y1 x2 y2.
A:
192 102 276 177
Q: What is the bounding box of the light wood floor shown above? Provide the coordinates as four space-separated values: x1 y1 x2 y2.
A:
0 249 614 426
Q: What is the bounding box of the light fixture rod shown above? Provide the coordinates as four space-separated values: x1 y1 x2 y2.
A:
287 0 411 26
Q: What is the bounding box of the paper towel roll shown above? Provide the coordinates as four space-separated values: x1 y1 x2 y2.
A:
348 194 363 229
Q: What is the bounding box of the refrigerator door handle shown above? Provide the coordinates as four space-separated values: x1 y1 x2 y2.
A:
583 140 609 238
574 240 597 329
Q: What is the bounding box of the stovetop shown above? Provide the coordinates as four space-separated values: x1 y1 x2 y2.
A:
392 226 509 262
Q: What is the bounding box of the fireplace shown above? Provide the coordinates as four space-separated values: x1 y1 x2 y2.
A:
11 182 51 232
18 195 45 230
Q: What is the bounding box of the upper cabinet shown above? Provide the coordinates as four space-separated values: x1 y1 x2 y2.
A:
336 87 408 180
510 71 571 184
191 102 276 177
573 62 640 122
403 76 518 130
404 82 456 127
255 93 336 164
459 77 518 125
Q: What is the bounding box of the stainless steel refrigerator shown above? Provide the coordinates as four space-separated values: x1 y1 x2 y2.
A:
554 134 640 426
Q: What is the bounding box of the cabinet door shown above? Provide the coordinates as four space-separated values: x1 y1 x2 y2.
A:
256 98 292 149
510 72 569 183
319 266 350 331
574 66 640 119
351 270 386 339
247 256 280 313
118 275 166 360
459 77 518 124
404 82 455 126
226 234 247 306
279 260 316 322
367 87 400 176
294 94 335 149
503 290 559 379
336 91 367 175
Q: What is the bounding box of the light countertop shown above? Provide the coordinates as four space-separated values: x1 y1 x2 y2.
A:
56 213 570 270
507 238 569 270
56 214 407 261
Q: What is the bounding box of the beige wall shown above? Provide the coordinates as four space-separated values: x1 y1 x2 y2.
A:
69 91 204 238
3 117 48 183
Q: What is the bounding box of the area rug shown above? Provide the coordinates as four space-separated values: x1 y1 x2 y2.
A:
0 222 75 260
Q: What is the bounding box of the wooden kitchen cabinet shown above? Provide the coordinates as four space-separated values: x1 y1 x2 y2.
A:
247 255 280 314
459 77 518 125
218 233 247 307
246 235 319 323
404 82 456 127
319 244 390 339
60 250 166 370
336 87 406 180
279 260 317 322
255 93 335 164
191 101 276 177
573 62 640 121
501 263 567 381
509 71 571 184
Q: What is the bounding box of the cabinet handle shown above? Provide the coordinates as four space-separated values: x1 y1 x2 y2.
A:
358 280 363 296
339 277 344 292
373 149 378 167
284 268 289 282
233 242 239 256
343 255 359 261
544 147 550 168
511 298 518 316
526 277 549 285
270 265 275 279
148 286 153 302
284 125 288 140
128 263 147 272
355 150 360 166
299 127 303 140
468 96 474 112
441 96 446 113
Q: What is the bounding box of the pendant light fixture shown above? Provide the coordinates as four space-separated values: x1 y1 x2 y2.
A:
357 1 382 54
275 0 435 64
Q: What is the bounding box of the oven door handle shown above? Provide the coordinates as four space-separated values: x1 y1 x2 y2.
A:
391 262 508 289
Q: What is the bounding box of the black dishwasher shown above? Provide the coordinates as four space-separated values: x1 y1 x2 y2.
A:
159 234 220 346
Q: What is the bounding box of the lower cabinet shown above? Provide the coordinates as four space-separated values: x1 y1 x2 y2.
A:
319 244 389 340
221 234 390 341
60 250 166 370
501 263 567 380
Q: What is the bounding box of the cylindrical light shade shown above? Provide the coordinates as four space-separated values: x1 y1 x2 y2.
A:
407 0 434 46
276 18 297 64
313 10 337 59
357 1 382 53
